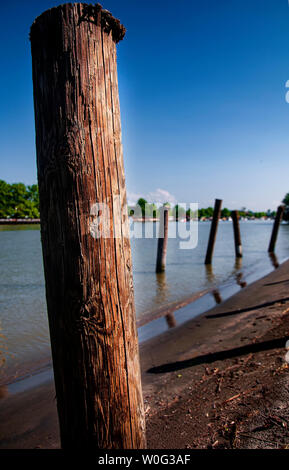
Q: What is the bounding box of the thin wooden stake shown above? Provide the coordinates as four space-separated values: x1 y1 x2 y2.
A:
269 252 279 269
30 3 146 449
231 210 242 258
165 313 177 328
204 199 222 265
156 207 169 273
212 289 222 304
268 205 284 253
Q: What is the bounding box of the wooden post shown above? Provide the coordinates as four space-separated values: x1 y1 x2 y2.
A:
156 207 169 273
165 312 177 328
231 210 242 258
212 289 222 304
269 252 279 269
30 4 146 449
268 205 284 253
204 199 222 265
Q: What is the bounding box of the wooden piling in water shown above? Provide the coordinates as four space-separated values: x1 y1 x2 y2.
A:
268 205 284 253
156 206 169 273
231 210 242 258
204 199 222 265
30 3 146 449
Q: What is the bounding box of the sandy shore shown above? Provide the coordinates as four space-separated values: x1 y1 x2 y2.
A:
1 260 289 449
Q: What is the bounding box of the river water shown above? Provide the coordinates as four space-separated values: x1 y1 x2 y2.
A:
0 220 288 384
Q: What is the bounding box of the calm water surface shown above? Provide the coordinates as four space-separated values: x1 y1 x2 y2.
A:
0 220 289 384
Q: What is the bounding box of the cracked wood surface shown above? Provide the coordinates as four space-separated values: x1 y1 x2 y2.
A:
30 3 145 449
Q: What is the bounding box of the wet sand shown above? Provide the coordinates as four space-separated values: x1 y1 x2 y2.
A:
1 260 289 449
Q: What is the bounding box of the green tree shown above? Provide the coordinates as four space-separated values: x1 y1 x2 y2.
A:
186 208 194 220
221 208 230 218
162 202 172 216
283 194 289 205
27 184 39 206
0 180 11 217
0 180 40 218
198 207 214 219
282 194 289 221
173 204 186 220
149 203 158 219
137 198 147 219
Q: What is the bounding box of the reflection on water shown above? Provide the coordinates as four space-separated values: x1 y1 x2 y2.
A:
1 221 289 382
234 257 243 271
0 224 40 232
236 272 247 289
205 264 215 284
155 272 169 304
230 258 247 288
155 273 177 329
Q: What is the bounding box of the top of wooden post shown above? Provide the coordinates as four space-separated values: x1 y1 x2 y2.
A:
30 3 126 43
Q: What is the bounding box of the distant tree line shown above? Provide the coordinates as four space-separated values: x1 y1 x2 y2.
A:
0 180 39 218
0 181 281 220
129 198 276 220
282 193 289 221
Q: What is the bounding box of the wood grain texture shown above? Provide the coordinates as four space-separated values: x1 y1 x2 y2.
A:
30 3 146 449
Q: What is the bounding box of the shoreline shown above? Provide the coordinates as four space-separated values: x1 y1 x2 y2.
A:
142 260 289 448
0 220 40 225
1 219 288 386
1 252 285 389
1 259 289 447
0 218 275 224
1 253 288 389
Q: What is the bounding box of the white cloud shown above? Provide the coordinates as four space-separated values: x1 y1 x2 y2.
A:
146 188 177 205
127 188 177 206
272 199 282 208
127 192 143 206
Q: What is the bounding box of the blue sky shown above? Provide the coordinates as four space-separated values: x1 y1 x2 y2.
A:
1 0 289 211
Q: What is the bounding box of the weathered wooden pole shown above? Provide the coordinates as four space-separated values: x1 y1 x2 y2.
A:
156 206 169 273
30 3 146 449
204 199 222 265
268 205 284 253
231 210 242 258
